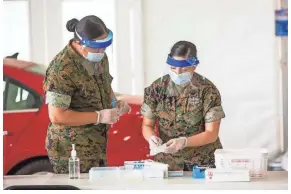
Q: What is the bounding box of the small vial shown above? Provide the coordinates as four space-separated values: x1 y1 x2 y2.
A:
112 99 117 108
69 144 80 179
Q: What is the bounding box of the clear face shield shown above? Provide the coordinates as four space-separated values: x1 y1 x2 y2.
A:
160 55 200 85
75 29 113 75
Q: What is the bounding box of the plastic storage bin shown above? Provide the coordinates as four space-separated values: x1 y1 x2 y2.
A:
214 149 268 178
89 166 165 180
119 167 164 179
124 160 168 178
89 167 120 180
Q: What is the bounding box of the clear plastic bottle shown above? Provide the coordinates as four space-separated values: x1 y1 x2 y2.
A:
260 148 268 178
69 144 80 179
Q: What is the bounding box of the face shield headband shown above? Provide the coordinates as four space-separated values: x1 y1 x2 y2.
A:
75 29 113 49
166 55 199 67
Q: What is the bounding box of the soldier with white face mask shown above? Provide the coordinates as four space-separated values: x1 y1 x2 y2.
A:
141 41 226 171
43 15 130 174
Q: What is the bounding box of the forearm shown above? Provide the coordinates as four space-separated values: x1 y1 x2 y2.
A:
185 131 218 147
49 108 98 126
142 123 157 142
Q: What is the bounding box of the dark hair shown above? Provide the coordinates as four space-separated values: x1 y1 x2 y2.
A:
66 15 108 41
170 41 197 58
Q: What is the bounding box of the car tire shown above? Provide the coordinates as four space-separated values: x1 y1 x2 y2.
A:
14 159 53 175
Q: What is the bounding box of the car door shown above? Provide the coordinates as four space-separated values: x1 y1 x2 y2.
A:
3 76 42 160
107 103 153 166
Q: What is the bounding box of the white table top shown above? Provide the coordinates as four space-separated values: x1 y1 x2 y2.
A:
3 171 288 190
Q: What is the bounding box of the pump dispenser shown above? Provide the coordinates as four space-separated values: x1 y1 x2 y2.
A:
69 144 80 179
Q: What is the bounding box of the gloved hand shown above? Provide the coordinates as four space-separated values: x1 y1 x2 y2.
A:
98 108 120 124
164 137 187 154
148 136 163 150
117 100 131 116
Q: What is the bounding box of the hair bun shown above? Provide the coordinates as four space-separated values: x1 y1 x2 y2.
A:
66 18 79 32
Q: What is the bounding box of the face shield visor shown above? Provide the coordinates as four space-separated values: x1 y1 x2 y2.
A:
160 55 200 85
75 29 113 75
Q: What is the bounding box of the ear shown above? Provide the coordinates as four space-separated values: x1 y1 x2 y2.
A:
74 40 81 46
188 66 196 73
75 41 86 51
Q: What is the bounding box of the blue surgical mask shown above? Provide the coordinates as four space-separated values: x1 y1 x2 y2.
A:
169 71 192 85
86 52 104 62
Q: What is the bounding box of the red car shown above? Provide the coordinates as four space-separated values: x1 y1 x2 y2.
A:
3 54 152 175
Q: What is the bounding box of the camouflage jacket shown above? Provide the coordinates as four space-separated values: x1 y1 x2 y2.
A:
141 73 225 171
43 41 113 173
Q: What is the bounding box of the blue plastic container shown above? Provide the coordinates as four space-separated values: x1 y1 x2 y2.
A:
192 166 209 179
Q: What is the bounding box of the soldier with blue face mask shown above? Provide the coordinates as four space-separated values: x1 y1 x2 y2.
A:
141 41 226 171
43 15 130 174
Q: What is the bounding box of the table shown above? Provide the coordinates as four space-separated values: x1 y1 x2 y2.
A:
3 171 288 190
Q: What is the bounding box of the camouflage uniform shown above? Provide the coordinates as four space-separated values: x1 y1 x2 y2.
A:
141 73 225 171
43 40 113 174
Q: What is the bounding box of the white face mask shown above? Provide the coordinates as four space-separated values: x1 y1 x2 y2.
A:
169 71 192 85
81 46 105 62
86 52 104 62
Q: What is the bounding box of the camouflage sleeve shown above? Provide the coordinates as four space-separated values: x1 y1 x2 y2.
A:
203 86 225 123
43 65 75 109
141 86 157 119
141 102 156 119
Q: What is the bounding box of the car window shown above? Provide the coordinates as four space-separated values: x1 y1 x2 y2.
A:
3 80 6 93
26 64 47 76
5 82 38 111
3 80 7 109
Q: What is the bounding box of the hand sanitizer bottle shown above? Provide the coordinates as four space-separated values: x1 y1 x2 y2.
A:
69 144 80 179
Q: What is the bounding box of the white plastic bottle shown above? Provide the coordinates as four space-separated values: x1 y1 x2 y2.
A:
69 144 80 179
